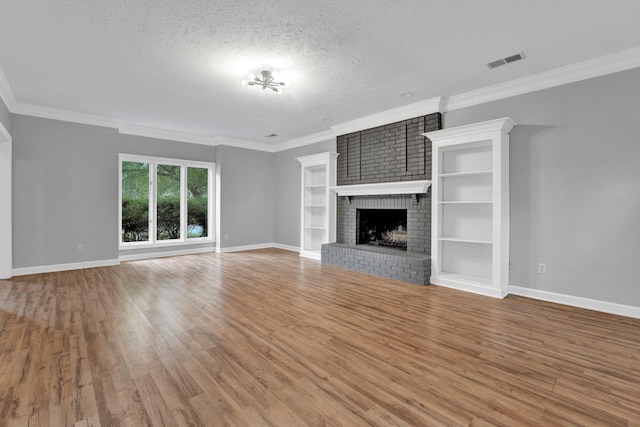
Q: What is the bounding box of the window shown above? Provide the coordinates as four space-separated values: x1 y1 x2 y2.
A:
156 163 181 241
119 154 214 248
187 167 209 238
121 161 150 243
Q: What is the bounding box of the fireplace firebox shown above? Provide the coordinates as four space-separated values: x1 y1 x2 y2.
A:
357 209 407 251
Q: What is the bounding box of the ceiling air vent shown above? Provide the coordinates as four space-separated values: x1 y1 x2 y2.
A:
486 52 526 69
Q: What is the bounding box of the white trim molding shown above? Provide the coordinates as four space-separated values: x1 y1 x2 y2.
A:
432 278 509 299
425 116 516 142
12 259 120 276
0 64 16 110
214 136 277 153
273 130 336 153
3 47 640 151
11 101 119 129
272 243 300 253
331 180 431 197
443 45 640 112
119 123 216 146
215 242 300 254
0 121 11 279
119 246 214 262
509 286 640 320
215 243 277 253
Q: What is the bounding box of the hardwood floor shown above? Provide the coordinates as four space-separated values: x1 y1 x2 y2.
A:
1 248 639 426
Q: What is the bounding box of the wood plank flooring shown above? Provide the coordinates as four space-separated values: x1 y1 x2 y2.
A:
1 248 639 426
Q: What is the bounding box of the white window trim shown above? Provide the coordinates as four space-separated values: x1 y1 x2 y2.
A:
119 153 215 250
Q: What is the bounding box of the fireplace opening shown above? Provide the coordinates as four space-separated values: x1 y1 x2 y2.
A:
357 209 407 251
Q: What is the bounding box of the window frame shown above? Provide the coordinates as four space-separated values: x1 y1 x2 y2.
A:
119 153 215 250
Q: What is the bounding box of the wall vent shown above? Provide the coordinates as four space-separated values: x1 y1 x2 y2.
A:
486 52 526 69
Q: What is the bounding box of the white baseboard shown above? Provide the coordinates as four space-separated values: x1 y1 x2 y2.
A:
215 243 277 253
508 286 640 319
299 250 322 261
431 279 507 299
272 243 300 253
216 242 301 254
119 246 214 262
12 259 121 276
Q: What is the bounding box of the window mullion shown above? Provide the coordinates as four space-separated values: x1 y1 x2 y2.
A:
181 164 187 242
150 162 156 244
208 166 214 242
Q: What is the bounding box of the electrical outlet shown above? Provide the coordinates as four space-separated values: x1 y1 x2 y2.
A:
538 263 546 274
224 234 229 240
77 243 83 252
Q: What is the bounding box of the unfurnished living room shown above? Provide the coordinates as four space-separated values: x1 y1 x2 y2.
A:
1 1 640 426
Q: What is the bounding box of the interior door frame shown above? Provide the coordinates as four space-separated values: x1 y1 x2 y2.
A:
0 121 11 279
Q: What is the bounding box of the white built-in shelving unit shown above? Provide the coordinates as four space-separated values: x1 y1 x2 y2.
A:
425 117 516 298
296 152 339 260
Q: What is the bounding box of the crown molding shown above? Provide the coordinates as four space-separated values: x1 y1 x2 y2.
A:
213 136 277 152
444 45 640 112
330 96 443 136
0 65 16 110
12 101 119 129
273 129 336 153
3 45 640 151
424 117 516 142
118 123 216 146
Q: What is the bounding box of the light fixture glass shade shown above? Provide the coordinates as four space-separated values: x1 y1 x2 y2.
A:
241 70 290 93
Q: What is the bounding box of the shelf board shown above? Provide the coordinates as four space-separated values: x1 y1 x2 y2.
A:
439 237 492 245
304 184 327 189
439 200 493 204
440 170 492 178
304 205 326 209
304 226 326 230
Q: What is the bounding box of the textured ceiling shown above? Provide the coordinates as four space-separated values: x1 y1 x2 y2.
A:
1 0 640 145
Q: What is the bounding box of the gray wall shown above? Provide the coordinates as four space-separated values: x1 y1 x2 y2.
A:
445 67 640 307
11 116 219 269
12 115 119 267
273 139 335 248
216 145 275 249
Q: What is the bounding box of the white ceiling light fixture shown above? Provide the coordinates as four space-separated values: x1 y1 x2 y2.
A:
241 70 291 93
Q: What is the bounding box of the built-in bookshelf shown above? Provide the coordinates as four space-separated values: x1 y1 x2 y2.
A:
296 152 339 260
425 117 516 298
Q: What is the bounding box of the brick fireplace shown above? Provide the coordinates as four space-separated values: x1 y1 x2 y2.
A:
321 113 441 285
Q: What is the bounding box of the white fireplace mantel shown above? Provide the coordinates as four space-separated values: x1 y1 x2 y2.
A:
330 180 432 197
